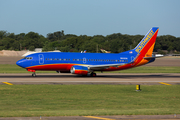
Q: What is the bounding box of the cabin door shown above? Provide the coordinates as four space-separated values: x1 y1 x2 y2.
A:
39 54 44 64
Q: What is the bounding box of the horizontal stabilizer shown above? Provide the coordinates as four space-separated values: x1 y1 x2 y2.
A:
144 54 164 59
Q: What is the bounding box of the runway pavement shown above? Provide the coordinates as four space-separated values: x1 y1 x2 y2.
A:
0 73 180 85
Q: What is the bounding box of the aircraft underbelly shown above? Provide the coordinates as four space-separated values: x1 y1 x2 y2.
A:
27 63 73 71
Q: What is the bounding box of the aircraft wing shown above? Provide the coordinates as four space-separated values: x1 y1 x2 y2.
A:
88 63 126 70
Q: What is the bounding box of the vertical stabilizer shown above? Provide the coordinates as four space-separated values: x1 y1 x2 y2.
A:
133 27 159 66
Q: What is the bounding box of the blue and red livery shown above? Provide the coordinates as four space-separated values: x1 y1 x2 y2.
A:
16 27 159 76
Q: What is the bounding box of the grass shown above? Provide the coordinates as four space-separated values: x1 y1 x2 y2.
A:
0 85 180 117
0 64 180 73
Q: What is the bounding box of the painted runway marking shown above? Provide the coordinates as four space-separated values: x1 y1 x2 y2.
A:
3 82 13 85
159 82 171 85
84 116 115 120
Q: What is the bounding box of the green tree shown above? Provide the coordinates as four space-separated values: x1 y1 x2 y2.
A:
0 31 7 39
29 46 35 51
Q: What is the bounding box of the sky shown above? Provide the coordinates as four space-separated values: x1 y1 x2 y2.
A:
0 0 180 37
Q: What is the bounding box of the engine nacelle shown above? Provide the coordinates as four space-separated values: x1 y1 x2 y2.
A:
70 65 89 75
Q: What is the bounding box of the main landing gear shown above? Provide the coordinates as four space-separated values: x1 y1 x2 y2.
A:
90 72 96 77
32 72 36 77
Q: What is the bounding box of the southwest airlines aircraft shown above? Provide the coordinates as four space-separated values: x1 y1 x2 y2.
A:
17 27 159 77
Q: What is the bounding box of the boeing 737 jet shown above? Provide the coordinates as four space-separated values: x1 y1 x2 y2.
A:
16 27 159 77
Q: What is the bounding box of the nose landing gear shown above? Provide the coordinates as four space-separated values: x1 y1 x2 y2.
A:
27 69 36 77
32 72 36 77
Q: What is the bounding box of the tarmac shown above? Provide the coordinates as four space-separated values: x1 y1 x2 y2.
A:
0 73 180 85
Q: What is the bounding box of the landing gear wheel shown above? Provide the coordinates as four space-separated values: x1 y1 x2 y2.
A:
32 73 36 77
90 73 96 77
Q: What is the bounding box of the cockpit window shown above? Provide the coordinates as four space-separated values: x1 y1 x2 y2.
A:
24 57 33 60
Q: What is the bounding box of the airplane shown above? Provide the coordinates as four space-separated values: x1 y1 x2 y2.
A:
16 27 160 77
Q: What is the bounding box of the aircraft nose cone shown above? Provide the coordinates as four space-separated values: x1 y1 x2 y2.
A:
16 60 24 68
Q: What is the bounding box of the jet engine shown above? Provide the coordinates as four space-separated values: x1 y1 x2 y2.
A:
70 65 89 75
